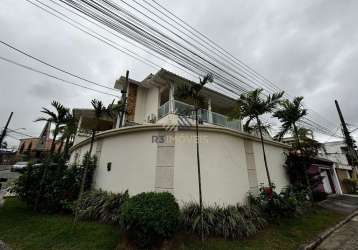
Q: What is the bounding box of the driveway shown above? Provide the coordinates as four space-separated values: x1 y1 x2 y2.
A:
319 195 358 214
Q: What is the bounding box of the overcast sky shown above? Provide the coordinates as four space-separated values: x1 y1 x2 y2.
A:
1 0 357 147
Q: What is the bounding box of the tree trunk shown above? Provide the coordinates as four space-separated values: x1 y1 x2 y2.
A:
79 129 95 196
50 125 59 154
63 136 70 160
57 139 64 154
257 117 272 187
195 107 204 242
74 129 96 226
293 123 312 197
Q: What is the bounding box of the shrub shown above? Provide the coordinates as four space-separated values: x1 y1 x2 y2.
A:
181 202 266 239
343 179 358 194
249 185 311 221
14 154 96 213
120 192 180 248
74 189 129 224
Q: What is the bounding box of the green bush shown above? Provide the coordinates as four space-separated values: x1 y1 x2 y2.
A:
249 185 311 221
74 189 129 224
181 202 266 239
14 154 96 213
120 192 180 248
343 178 358 194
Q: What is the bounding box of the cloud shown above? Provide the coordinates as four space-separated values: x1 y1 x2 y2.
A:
1 0 357 147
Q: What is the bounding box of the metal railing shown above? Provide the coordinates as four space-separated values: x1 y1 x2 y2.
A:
158 100 241 131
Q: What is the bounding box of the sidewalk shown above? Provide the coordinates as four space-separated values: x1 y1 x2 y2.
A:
317 215 358 250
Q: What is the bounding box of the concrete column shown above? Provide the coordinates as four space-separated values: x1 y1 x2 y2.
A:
244 140 259 194
332 164 343 194
76 116 82 135
169 83 175 113
208 98 213 123
154 131 175 193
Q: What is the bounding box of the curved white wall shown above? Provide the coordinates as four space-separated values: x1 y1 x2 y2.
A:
174 130 250 205
70 125 290 205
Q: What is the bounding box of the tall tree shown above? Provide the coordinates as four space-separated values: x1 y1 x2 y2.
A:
79 99 107 194
229 88 284 187
175 73 213 242
35 101 69 154
74 99 108 225
58 113 77 159
273 97 317 194
273 96 307 147
107 99 125 128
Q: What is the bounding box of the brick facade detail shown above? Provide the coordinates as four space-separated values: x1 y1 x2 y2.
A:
126 83 137 122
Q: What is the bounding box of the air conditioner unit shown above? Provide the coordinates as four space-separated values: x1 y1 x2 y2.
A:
147 113 157 123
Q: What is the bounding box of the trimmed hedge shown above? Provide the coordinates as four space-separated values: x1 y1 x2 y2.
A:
120 192 180 248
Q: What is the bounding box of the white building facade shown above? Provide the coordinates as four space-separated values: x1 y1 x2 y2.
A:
318 141 355 194
70 69 290 205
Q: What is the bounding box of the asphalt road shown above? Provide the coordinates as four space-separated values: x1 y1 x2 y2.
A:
0 169 20 190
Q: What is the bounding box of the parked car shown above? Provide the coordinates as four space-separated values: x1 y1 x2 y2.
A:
11 161 28 172
3 187 16 197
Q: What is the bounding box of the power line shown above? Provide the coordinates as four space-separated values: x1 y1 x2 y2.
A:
7 128 37 138
22 0 339 138
0 40 118 92
149 0 337 129
0 55 120 98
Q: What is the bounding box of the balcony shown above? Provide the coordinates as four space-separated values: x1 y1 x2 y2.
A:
158 100 241 131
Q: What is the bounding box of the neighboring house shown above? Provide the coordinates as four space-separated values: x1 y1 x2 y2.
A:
70 68 290 205
282 136 342 195
318 141 356 194
16 122 64 161
0 148 17 165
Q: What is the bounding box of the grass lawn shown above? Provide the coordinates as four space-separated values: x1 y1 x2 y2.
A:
0 198 345 250
0 198 121 250
180 207 345 250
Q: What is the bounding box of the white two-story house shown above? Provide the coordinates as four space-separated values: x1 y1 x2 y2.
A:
70 68 290 205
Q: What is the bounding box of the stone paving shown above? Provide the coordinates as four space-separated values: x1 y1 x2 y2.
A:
317 216 358 250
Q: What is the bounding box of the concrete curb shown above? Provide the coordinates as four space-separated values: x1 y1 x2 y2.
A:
299 209 358 250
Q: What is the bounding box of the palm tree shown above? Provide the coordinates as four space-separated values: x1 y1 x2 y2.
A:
273 97 316 196
175 73 213 242
273 96 307 147
229 88 284 187
74 99 108 225
58 113 77 159
79 99 107 194
107 99 125 128
35 101 69 154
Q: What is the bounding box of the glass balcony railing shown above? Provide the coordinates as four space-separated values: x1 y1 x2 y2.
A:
157 100 241 131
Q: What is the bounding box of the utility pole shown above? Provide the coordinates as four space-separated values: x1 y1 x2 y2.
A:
119 70 129 128
335 100 358 175
0 112 13 147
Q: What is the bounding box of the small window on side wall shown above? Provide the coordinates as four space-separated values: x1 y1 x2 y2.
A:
107 162 112 172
